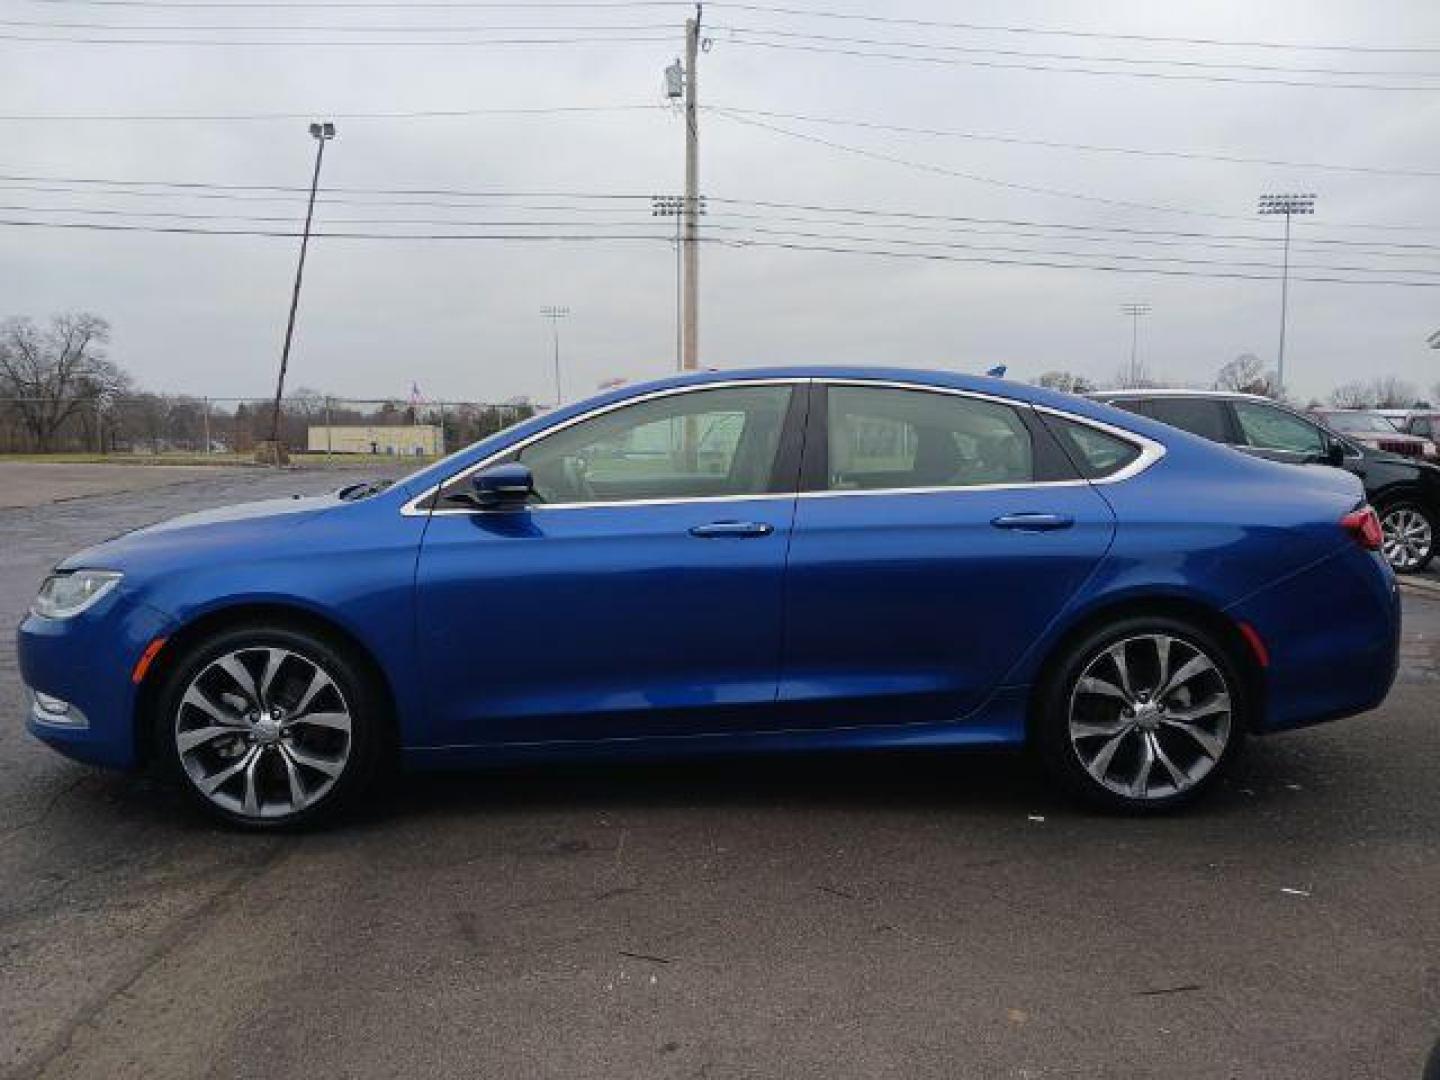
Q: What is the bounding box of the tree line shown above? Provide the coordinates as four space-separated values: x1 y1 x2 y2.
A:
0 313 533 455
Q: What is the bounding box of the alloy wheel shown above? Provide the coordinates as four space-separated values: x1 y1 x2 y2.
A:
1380 507 1433 571
1068 633 1233 801
174 646 353 820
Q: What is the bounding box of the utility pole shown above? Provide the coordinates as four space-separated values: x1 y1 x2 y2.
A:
1258 193 1316 399
269 120 335 466
540 306 570 406
652 194 706 371
1120 303 1152 387
682 4 702 372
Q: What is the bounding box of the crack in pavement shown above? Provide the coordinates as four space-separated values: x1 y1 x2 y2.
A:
4 839 288 1080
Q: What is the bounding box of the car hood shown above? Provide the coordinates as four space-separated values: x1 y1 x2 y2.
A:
57 492 343 574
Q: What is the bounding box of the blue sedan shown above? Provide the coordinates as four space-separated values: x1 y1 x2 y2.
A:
17 368 1400 827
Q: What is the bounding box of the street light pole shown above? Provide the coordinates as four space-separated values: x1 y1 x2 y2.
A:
1120 303 1152 387
540 306 570 406
269 120 335 466
1258 193 1316 399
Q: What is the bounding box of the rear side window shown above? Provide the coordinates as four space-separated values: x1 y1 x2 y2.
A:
1047 418 1142 479
826 386 1033 490
1144 398 1233 443
1232 401 1326 455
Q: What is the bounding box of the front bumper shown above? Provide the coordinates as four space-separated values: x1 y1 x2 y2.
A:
17 594 175 769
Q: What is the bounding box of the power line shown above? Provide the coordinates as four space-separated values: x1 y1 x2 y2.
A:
717 36 1440 92
0 103 666 122
19 0 1440 55
0 30 677 44
709 24 1440 79
5 216 1437 287
713 4 1440 56
708 105 1440 180
4 171 1438 244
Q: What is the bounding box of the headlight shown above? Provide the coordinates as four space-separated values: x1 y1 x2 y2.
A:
31 570 123 620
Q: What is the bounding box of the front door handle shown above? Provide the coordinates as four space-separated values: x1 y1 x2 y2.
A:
689 521 775 539
991 512 1074 532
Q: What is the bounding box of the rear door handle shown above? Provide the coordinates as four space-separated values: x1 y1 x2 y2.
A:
991 512 1074 532
689 521 775 539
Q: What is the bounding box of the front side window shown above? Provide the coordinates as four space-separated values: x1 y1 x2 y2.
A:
825 386 1033 490
1410 417 1432 437
1233 401 1326 455
1143 398 1233 443
514 384 793 504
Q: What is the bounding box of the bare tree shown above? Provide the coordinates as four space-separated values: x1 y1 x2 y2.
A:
1372 375 1418 409
1330 380 1375 409
1035 370 1096 395
1214 353 1278 397
0 313 129 450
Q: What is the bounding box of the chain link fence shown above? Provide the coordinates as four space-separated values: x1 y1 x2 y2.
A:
0 395 536 464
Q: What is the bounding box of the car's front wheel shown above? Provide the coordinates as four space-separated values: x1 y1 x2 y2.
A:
1378 501 1436 573
1035 616 1247 812
156 624 385 829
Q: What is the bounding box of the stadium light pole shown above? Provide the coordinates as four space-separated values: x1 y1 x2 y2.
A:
1120 303 1152 387
540 306 570 406
269 120 335 466
1258 193 1316 399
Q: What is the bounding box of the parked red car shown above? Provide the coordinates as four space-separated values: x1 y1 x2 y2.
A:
1310 410 1427 458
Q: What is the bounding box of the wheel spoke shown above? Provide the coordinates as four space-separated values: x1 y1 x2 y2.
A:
241 749 263 816
1150 733 1189 790
176 725 240 754
287 710 350 733
292 666 334 718
1158 653 1213 701
1085 729 1131 781
1151 636 1172 696
284 743 345 779
277 745 309 811
258 649 286 708
1165 693 1230 724
181 687 242 726
198 746 259 795
1105 644 1134 698
216 655 260 707
1130 730 1156 797
1159 716 1225 759
1071 716 1132 739
1076 676 1129 704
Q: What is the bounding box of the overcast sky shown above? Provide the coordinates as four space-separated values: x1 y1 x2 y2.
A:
3 0 1439 406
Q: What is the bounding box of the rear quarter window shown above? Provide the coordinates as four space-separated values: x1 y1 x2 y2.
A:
1046 417 1142 480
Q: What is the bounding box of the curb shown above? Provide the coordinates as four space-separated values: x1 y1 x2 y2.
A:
1399 575 1440 601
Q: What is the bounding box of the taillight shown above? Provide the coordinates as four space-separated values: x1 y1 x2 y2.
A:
1341 506 1383 551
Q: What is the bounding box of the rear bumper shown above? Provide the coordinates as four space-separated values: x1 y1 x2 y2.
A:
16 596 175 770
1227 547 1400 733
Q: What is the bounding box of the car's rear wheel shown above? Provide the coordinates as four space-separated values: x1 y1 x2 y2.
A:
1378 502 1435 573
156 624 384 829
1035 616 1247 812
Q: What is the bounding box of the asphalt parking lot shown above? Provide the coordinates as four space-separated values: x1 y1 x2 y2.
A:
2 466 1438 1080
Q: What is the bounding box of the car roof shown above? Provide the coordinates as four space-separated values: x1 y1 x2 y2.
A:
1090 388 1272 402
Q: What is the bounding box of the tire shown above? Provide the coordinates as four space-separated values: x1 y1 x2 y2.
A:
154 623 386 829
1034 615 1248 813
1377 501 1436 573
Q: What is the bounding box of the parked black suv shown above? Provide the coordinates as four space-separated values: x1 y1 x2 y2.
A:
1092 389 1440 573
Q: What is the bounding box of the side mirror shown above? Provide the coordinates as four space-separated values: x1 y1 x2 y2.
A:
468 462 533 510
1325 440 1346 467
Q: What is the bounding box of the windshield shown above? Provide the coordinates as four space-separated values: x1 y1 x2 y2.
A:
1322 412 1402 435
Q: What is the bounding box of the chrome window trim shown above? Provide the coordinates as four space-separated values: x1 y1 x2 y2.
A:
1030 403 1166 484
400 378 808 517
402 376 1165 517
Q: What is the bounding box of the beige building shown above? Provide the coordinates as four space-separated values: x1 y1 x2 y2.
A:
307 424 443 457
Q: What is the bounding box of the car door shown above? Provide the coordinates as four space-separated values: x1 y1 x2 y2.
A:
776 382 1119 728
414 381 806 746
